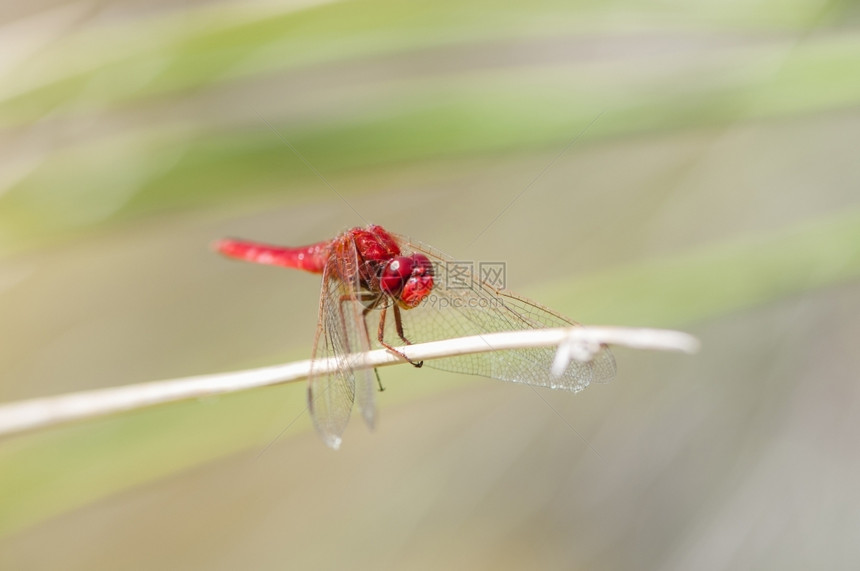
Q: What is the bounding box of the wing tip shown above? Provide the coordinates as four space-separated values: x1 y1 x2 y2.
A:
362 408 376 430
323 434 343 450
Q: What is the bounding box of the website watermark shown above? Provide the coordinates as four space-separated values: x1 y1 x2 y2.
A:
422 293 505 310
436 260 507 290
408 259 509 310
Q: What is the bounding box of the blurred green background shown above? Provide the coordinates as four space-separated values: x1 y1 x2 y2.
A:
1 0 859 568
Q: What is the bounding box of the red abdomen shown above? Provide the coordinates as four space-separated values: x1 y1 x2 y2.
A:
215 238 329 274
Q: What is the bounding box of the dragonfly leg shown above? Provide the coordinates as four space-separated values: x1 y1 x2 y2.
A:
340 291 379 347
393 305 423 367
357 300 387 391
377 306 423 368
347 294 387 391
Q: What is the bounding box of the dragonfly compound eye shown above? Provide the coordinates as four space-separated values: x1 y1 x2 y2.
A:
398 254 434 308
381 254 434 308
380 256 412 295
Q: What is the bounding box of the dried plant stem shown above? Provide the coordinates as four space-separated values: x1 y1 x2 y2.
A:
0 326 699 438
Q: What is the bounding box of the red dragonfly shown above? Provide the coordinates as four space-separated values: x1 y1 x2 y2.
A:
217 225 615 448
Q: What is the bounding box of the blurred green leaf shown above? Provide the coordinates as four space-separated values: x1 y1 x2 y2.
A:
0 0 839 125
3 1 860 253
541 209 860 325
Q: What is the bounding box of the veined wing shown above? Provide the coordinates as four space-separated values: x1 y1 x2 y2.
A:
388 233 616 391
307 237 376 450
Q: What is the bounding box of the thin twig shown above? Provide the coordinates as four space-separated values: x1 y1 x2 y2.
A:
0 326 699 438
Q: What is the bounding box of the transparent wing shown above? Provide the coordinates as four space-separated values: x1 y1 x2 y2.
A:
387 233 616 391
308 238 376 450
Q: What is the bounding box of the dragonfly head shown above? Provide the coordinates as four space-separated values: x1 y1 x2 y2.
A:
380 253 434 309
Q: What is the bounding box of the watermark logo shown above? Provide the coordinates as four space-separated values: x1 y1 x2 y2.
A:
444 261 474 290
422 294 505 310
415 259 509 310
441 260 507 290
478 262 506 289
